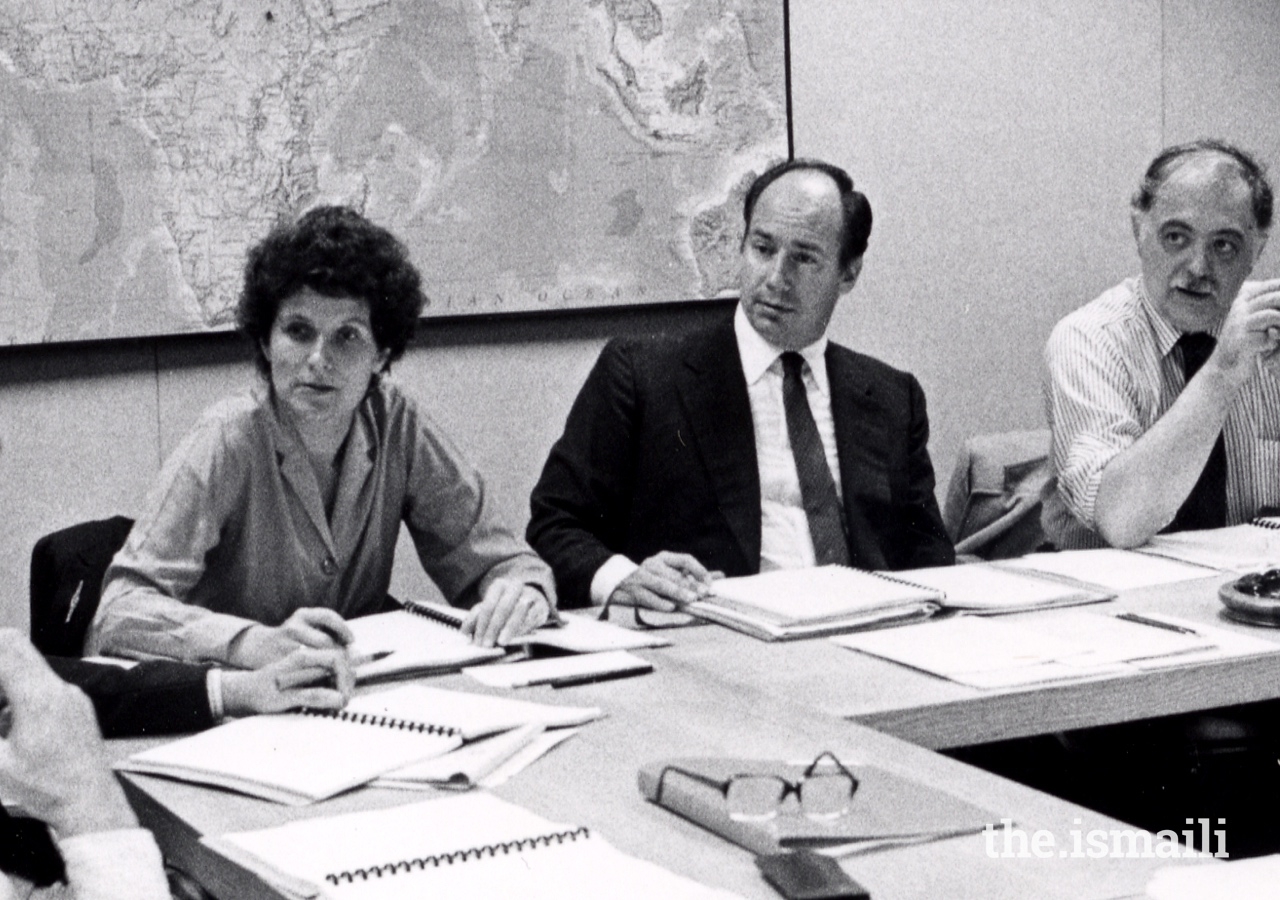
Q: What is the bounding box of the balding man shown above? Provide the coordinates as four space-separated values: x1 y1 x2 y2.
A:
1044 139 1280 549
529 158 953 612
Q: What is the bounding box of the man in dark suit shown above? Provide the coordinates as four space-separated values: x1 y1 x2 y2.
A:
529 158 953 611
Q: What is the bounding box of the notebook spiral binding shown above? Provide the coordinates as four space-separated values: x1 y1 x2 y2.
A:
852 565 944 600
323 826 592 884
401 602 464 629
300 708 460 737
1252 517 1280 530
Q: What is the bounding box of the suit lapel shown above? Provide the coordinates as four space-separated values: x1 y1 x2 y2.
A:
827 346 891 570
677 321 761 568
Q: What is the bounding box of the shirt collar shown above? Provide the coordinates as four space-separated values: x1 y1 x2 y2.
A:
733 304 830 394
1134 275 1222 359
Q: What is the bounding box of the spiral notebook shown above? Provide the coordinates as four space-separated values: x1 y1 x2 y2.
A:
118 706 463 805
347 609 505 683
370 600 673 655
205 793 745 900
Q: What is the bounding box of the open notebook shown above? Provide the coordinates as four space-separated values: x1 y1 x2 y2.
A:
118 684 602 804
688 564 1109 641
348 610 505 683
350 604 670 682
204 793 746 900
117 706 462 805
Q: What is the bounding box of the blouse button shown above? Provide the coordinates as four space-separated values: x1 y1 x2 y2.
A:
321 555 338 576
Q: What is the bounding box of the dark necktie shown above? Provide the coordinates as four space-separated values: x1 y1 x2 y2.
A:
1164 332 1228 532
780 352 851 566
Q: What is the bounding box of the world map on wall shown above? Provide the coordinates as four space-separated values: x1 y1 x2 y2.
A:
0 0 788 345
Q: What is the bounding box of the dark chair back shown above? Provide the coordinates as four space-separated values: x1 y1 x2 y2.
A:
29 516 134 657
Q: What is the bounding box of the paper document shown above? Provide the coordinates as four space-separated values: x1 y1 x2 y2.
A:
1001 549 1219 591
464 650 653 688
1146 853 1280 899
374 723 545 789
832 610 1222 689
832 617 1125 688
1141 524 1280 573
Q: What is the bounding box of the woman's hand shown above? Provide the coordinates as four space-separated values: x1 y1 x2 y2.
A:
228 608 354 669
221 646 355 716
461 579 551 648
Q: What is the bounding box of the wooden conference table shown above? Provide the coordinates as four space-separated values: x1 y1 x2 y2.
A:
654 572 1280 750
111 581 1244 900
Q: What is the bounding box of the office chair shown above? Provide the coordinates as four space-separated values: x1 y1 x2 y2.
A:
942 429 1052 560
28 516 134 657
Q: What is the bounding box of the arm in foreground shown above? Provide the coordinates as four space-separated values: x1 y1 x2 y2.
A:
0 630 168 899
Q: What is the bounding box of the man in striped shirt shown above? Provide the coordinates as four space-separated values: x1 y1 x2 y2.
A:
1043 139 1280 549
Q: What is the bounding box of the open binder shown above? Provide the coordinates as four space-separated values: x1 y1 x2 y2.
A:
689 564 1109 641
204 793 746 899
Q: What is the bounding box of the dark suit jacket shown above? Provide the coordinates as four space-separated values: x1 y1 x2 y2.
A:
528 317 954 608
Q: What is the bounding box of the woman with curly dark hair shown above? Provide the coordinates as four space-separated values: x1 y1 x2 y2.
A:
88 207 554 669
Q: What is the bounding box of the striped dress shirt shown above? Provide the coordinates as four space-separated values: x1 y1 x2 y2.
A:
1042 276 1280 549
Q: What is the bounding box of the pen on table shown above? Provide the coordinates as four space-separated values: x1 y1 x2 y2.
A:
527 664 654 690
1114 612 1200 635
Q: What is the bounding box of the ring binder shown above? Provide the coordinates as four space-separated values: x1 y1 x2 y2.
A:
300 707 461 737
325 827 592 883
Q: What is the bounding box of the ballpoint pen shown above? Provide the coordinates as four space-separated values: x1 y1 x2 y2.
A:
527 664 654 689
1114 612 1199 635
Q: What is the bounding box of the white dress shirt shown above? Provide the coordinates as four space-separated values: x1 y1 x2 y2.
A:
590 305 842 602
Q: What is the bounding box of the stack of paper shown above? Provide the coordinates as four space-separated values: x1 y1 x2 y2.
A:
205 793 746 900
1141 524 1280 573
1000 549 1220 592
832 611 1232 689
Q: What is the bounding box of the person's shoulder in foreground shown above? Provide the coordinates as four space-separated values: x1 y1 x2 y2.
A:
1043 138 1280 549
0 630 169 900
529 157 951 612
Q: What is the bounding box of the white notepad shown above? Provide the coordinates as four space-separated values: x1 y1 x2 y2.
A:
344 683 604 738
205 793 746 900
118 708 461 805
346 610 504 683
